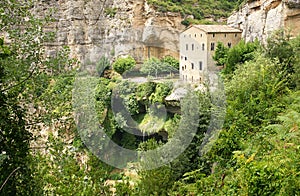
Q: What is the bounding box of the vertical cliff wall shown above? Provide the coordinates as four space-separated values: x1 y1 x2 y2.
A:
227 0 300 43
34 0 184 63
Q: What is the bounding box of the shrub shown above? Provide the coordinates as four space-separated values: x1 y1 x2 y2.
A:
112 56 136 75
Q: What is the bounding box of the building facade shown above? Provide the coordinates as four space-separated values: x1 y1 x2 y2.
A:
180 25 242 83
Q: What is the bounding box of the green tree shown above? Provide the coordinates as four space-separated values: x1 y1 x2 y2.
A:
213 42 229 67
162 55 180 70
141 57 176 78
223 40 259 75
0 1 75 194
112 56 136 75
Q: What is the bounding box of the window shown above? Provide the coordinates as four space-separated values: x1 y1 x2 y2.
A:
186 44 188 50
185 65 186 70
228 42 232 48
202 43 205 51
199 61 203 70
195 34 197 37
213 33 215 37
182 66 184 70
192 76 193 82
185 75 187 81
192 44 194 51
191 63 194 69
181 56 183 60
211 42 215 51
201 34 203 37
184 56 187 61
235 33 237 37
224 34 227 37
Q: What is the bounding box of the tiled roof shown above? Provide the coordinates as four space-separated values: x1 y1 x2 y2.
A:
192 25 242 33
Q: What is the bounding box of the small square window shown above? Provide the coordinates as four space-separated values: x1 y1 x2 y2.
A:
192 44 194 51
199 61 203 70
191 63 194 69
185 56 187 61
213 33 215 37
202 43 205 51
224 34 227 37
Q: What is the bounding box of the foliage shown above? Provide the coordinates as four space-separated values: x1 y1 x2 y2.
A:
105 7 118 18
149 82 173 103
96 56 110 77
163 114 181 137
112 56 136 75
140 57 177 78
265 30 300 88
172 35 300 195
161 55 180 70
221 39 260 75
136 82 157 104
136 139 176 196
32 135 111 195
147 0 242 22
95 78 112 123
114 80 139 115
265 30 294 66
0 0 76 194
213 42 229 66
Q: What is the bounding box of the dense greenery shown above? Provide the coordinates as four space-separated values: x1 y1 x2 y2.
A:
112 56 136 75
0 0 65 194
213 40 260 74
2 0 300 195
147 0 244 25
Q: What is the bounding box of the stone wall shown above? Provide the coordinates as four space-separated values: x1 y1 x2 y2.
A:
227 0 300 43
34 0 184 64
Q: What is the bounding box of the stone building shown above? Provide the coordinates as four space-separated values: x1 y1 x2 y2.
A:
180 25 242 83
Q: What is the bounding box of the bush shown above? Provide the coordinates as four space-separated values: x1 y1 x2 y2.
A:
162 55 179 70
96 56 110 76
112 56 136 75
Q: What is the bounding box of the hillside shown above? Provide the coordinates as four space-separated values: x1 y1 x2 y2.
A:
148 0 243 22
34 0 242 64
2 0 300 195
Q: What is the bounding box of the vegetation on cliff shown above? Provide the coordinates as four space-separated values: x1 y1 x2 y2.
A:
1 0 300 195
147 0 244 25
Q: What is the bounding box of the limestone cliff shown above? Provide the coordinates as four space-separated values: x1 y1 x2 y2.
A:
34 0 184 63
227 0 300 42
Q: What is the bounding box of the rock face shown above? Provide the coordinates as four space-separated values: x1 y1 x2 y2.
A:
227 0 300 43
35 0 184 63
